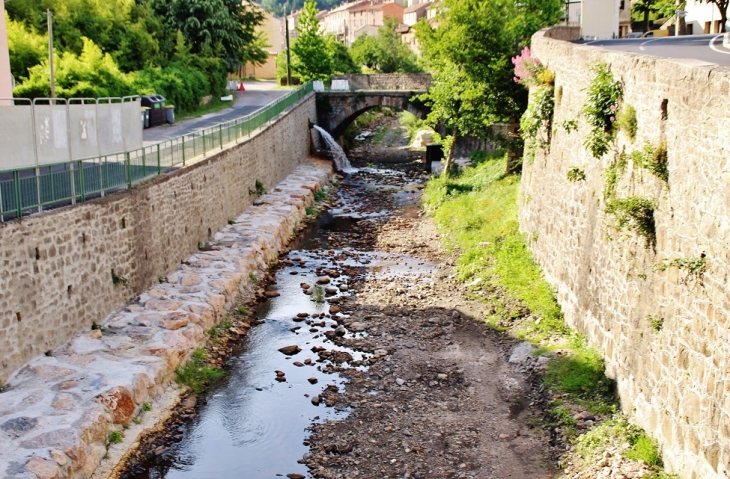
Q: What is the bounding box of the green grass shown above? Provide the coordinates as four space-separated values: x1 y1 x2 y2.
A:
314 188 327 202
108 431 124 444
142 402 152 412
208 320 232 340
175 349 225 394
422 150 677 478
423 150 565 341
237 305 248 315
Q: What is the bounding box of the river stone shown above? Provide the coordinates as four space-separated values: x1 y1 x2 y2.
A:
279 345 302 355
329 305 341 314
349 322 367 332
97 387 136 424
509 342 535 365
316 277 330 284
287 474 306 479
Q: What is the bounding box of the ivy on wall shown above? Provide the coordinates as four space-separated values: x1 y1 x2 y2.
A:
582 62 623 159
514 48 556 164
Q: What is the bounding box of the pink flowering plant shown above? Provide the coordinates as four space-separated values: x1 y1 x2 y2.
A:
512 47 553 86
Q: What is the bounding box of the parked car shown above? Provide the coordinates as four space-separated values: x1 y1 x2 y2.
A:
624 32 643 38
642 29 669 38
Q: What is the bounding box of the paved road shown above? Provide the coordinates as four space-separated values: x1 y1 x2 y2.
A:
142 80 291 144
583 34 730 66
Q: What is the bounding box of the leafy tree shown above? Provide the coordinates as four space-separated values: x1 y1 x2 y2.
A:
327 35 359 75
151 0 266 71
291 0 331 81
349 34 379 70
5 13 47 80
416 0 563 176
350 18 421 73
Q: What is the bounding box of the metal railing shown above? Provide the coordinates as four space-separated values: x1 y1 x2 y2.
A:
0 82 314 222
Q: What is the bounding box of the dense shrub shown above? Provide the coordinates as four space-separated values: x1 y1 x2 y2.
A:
13 36 225 113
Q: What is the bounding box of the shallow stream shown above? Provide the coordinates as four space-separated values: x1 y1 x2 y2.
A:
120 167 432 479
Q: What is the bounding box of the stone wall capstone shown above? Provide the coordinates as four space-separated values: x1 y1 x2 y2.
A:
520 28 730 479
0 94 317 384
331 73 432 91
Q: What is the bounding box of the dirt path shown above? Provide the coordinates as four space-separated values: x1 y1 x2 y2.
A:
302 167 554 478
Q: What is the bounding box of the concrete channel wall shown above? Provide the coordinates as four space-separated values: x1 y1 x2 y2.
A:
0 94 317 385
521 28 730 478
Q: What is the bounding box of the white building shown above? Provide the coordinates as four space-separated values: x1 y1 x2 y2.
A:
682 0 726 34
0 0 12 101
580 0 632 39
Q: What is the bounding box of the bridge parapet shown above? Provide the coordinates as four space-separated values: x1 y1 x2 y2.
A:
330 73 432 91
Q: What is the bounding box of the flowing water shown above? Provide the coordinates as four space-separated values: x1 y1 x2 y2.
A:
121 167 434 479
313 125 357 173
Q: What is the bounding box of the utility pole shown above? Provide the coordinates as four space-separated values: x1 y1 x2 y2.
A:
47 9 55 98
285 8 292 87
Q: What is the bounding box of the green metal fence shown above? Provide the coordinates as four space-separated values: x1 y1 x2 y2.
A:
0 82 314 222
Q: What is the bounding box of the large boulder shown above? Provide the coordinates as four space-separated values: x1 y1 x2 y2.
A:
411 129 434 148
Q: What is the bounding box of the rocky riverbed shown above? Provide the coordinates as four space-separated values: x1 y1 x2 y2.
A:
115 160 558 479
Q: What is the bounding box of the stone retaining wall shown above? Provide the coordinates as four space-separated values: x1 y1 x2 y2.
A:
0 94 317 385
520 29 730 478
331 73 432 91
0 163 331 479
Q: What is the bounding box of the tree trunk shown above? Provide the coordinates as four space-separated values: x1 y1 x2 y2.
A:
643 10 650 33
441 129 458 178
721 7 728 33
676 0 687 35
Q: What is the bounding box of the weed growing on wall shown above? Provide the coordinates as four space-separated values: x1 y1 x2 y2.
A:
656 254 707 285
521 85 556 163
108 431 124 445
615 104 637 141
567 167 587 182
582 63 623 158
562 119 578 134
631 142 668 183
605 197 656 248
175 348 224 394
646 315 664 332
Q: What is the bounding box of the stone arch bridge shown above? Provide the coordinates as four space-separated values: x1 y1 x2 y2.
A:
315 74 431 139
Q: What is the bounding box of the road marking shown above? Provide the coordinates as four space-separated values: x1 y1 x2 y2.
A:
708 34 730 55
639 38 661 51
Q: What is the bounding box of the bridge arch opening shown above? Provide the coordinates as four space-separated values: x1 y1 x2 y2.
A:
316 91 429 142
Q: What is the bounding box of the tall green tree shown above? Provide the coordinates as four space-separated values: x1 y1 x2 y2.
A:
350 17 421 73
151 0 266 71
415 0 562 176
291 0 331 81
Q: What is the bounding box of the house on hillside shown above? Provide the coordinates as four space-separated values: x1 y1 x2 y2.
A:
240 5 284 79
284 10 302 42
322 0 406 46
580 0 632 39
323 1 369 43
399 1 431 55
347 2 404 44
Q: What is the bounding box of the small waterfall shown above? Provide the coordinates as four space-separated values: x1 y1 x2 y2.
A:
313 125 357 173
